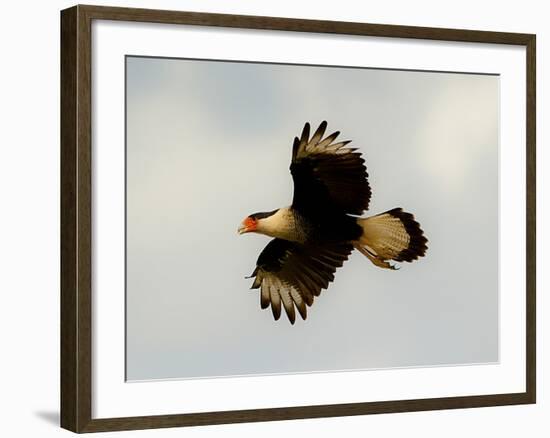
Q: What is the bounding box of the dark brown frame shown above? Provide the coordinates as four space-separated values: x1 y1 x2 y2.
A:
61 4 536 433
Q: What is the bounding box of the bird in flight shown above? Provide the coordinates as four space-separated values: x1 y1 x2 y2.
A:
238 121 427 324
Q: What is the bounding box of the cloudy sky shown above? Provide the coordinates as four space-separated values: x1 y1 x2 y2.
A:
125 56 499 381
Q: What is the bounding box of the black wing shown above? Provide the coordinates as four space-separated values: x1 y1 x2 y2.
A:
250 238 353 324
290 121 371 217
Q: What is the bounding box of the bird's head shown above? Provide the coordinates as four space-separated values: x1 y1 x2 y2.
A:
237 210 280 235
238 215 258 235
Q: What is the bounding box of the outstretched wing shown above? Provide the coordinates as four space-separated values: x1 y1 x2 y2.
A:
291 121 371 217
250 238 353 324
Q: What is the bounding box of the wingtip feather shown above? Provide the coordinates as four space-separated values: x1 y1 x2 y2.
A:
300 122 311 145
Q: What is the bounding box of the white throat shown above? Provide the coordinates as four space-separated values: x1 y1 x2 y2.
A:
256 207 303 243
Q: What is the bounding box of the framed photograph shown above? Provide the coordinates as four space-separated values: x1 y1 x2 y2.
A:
60 4 536 433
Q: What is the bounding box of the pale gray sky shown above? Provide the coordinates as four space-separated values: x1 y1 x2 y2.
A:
125 56 499 381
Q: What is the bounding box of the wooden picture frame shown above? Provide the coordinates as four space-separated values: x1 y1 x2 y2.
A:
61 4 536 433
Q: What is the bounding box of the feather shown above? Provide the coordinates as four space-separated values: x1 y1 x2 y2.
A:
279 287 296 324
269 283 282 320
300 122 310 146
250 238 353 322
291 121 371 215
315 131 340 150
355 208 428 268
290 286 307 320
260 279 270 309
309 120 327 146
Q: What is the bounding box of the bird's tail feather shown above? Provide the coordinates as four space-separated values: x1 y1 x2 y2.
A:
354 208 428 270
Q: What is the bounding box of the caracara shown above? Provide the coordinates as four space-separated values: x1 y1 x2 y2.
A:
238 121 427 324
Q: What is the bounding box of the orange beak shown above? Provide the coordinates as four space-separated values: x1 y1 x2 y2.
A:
238 216 257 235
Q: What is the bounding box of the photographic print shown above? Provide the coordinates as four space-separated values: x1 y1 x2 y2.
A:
125 56 499 382
61 6 535 431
